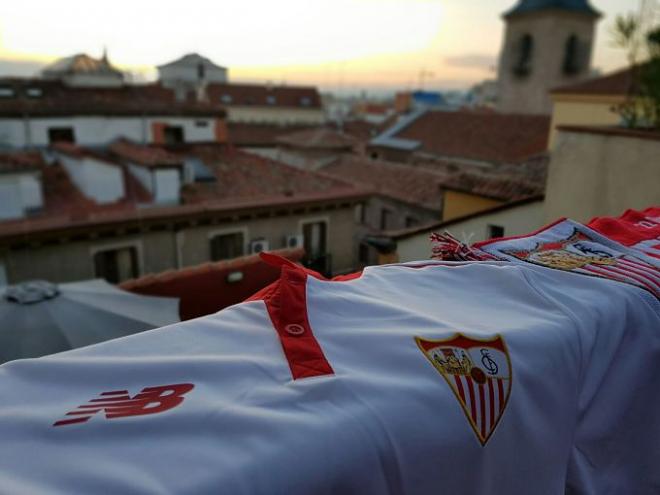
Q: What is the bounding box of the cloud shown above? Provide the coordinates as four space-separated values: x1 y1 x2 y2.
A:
444 53 497 71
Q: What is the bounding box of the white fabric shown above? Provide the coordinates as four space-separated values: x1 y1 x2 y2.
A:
0 260 658 494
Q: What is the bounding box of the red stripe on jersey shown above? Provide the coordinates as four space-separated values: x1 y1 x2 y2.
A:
264 265 334 380
478 383 486 439
465 377 477 424
488 378 495 431
454 375 466 404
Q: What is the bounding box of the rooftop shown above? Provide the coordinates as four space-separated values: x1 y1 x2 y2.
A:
227 123 318 147
206 83 321 109
551 66 633 96
0 151 44 174
276 127 357 150
42 53 123 77
375 110 551 164
158 53 226 70
109 139 183 168
0 79 227 118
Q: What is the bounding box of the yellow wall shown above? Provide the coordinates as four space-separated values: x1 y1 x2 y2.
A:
548 95 625 149
442 190 503 221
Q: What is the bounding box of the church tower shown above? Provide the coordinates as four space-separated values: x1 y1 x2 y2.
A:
496 0 601 115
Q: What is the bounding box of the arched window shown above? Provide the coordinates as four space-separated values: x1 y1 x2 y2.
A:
513 34 534 77
563 35 581 75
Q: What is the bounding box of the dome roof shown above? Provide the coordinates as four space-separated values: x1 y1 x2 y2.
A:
504 0 600 18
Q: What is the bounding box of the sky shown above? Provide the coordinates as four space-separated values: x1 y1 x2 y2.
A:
0 0 643 95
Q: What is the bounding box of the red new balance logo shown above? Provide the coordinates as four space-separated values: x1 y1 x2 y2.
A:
53 383 194 427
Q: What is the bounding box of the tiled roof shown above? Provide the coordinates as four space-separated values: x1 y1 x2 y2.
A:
0 78 226 117
383 110 550 163
177 145 359 205
158 53 226 70
0 145 366 241
227 123 318 147
0 151 45 174
120 248 304 320
207 83 322 109
321 156 446 211
551 66 633 96
321 156 543 211
109 139 183 168
42 53 123 77
276 127 357 150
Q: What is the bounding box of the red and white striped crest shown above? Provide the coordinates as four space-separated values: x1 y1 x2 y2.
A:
416 334 512 446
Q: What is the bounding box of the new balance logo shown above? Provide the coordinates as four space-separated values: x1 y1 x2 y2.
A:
53 383 194 427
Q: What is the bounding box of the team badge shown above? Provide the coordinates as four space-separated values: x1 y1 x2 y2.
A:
416 334 512 445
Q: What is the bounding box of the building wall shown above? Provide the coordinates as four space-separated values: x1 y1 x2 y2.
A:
497 12 597 115
159 65 227 84
226 107 325 125
1 204 359 284
59 155 125 204
396 200 545 262
153 168 181 204
442 190 503 221
0 116 217 147
545 128 660 223
0 172 43 219
548 96 624 148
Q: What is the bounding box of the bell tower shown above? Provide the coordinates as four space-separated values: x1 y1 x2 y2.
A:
496 0 601 115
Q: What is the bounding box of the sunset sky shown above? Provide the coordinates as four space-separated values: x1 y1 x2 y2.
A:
0 0 642 94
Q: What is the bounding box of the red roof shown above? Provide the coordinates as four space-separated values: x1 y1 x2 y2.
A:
276 127 357 150
551 66 633 96
206 83 321 109
227 123 318 147
321 155 543 211
391 110 550 163
109 139 183 168
0 151 44 173
0 78 226 117
120 248 304 320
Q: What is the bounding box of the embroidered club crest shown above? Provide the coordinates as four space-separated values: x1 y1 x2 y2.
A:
416 334 512 446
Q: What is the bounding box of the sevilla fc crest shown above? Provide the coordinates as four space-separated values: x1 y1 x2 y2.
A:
416 334 512 446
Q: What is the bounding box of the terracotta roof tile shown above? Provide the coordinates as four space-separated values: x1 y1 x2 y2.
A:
0 78 226 117
387 110 550 163
0 151 45 173
206 83 321 108
276 127 357 150
109 139 183 168
551 66 633 96
227 123 318 147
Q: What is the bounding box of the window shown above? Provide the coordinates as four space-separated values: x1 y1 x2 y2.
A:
488 224 505 239
210 232 245 261
93 246 139 284
302 221 327 259
48 127 75 144
300 97 312 107
512 34 534 77
195 120 209 128
221 94 233 104
563 35 581 75
163 126 185 145
197 62 206 81
405 216 419 228
380 209 393 231
0 87 14 98
25 87 43 98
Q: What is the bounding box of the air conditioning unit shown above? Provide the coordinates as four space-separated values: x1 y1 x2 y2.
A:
285 234 304 249
249 239 270 254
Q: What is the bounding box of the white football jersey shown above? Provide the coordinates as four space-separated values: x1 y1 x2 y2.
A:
0 258 658 494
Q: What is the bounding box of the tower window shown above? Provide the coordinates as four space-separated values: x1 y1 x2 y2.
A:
563 35 581 75
512 34 534 78
197 62 206 81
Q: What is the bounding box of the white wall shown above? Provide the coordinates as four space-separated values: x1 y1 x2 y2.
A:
0 172 43 220
128 163 153 193
59 155 125 204
397 200 545 262
0 116 218 147
154 168 181 204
